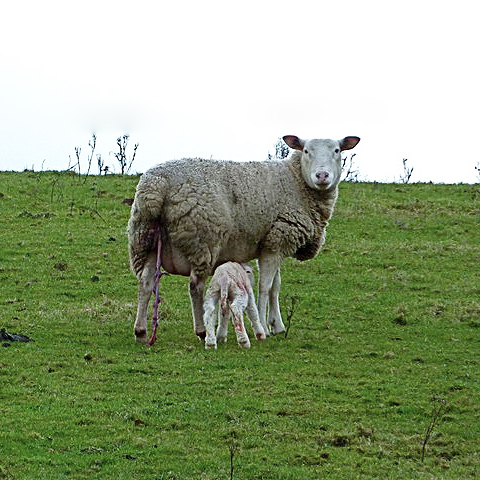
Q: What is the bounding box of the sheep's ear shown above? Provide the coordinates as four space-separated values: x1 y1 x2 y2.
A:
283 135 305 151
340 136 360 151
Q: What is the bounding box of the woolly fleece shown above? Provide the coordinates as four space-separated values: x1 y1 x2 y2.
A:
128 151 338 279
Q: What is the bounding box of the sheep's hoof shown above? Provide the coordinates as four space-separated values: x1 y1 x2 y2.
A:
135 329 148 344
217 336 228 343
256 332 267 341
195 330 206 341
205 341 217 350
269 324 286 336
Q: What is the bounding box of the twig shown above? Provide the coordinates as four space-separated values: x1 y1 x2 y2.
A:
97 154 104 175
126 142 139 174
267 137 290 160
97 154 110 175
83 134 97 183
112 135 130 174
229 441 237 480
50 166 76 203
79 206 105 222
283 295 299 339
421 397 446 462
50 174 62 203
400 158 414 184
342 153 359 182
75 147 81 177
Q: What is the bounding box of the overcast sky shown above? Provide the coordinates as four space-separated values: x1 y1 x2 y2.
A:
1 0 479 183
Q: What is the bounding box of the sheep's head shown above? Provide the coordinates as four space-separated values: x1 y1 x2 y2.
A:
283 135 360 191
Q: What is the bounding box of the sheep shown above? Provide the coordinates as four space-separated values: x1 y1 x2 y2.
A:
203 262 266 349
128 135 360 344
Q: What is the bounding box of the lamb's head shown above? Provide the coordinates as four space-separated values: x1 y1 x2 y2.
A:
283 135 360 191
241 263 255 288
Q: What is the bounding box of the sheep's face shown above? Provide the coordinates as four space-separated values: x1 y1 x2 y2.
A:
283 136 360 191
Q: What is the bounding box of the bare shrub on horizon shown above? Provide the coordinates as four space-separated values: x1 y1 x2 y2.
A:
111 134 139 175
400 158 414 184
341 152 360 182
267 137 290 160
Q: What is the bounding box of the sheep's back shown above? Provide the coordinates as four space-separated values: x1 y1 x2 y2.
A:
150 158 292 265
129 157 318 275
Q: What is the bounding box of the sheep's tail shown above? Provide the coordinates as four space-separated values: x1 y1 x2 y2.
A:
127 173 167 278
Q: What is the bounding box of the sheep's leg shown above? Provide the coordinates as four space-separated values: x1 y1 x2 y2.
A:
189 273 207 340
246 289 266 341
134 252 156 344
230 297 250 348
203 293 218 349
268 269 285 335
258 254 283 335
216 307 229 344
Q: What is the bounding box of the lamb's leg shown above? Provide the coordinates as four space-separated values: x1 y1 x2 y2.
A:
189 273 207 340
203 292 218 349
246 288 266 341
230 297 250 348
134 253 156 344
268 269 285 335
258 254 282 335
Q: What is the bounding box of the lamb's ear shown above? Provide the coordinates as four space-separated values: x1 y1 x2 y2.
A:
339 136 361 151
283 135 305 151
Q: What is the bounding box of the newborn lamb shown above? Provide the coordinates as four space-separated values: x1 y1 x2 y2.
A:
203 262 266 349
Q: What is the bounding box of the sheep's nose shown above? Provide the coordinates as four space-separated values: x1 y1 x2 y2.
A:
316 171 330 182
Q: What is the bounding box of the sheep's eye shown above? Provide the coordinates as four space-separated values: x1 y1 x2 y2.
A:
304 149 309 154
334 148 340 154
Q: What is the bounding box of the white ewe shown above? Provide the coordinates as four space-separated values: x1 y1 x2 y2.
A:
128 135 360 344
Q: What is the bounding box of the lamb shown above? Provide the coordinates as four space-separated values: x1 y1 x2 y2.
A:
203 262 266 349
128 134 360 344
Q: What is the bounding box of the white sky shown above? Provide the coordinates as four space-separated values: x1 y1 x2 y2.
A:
1 0 479 183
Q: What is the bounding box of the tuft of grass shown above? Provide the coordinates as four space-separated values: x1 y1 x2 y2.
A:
1 173 480 479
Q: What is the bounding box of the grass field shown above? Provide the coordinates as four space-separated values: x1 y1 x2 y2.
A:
1 171 479 479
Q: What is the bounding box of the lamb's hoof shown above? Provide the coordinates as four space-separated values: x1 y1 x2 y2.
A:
196 330 206 341
238 339 251 349
135 329 148 344
256 332 267 341
205 341 217 350
216 335 227 343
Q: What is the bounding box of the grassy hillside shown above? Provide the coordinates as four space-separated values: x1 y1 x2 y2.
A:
1 171 479 479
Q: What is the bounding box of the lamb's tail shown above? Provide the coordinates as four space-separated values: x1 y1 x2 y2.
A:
219 276 229 317
127 172 167 278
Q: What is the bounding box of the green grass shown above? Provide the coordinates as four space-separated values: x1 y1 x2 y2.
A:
1 171 480 479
